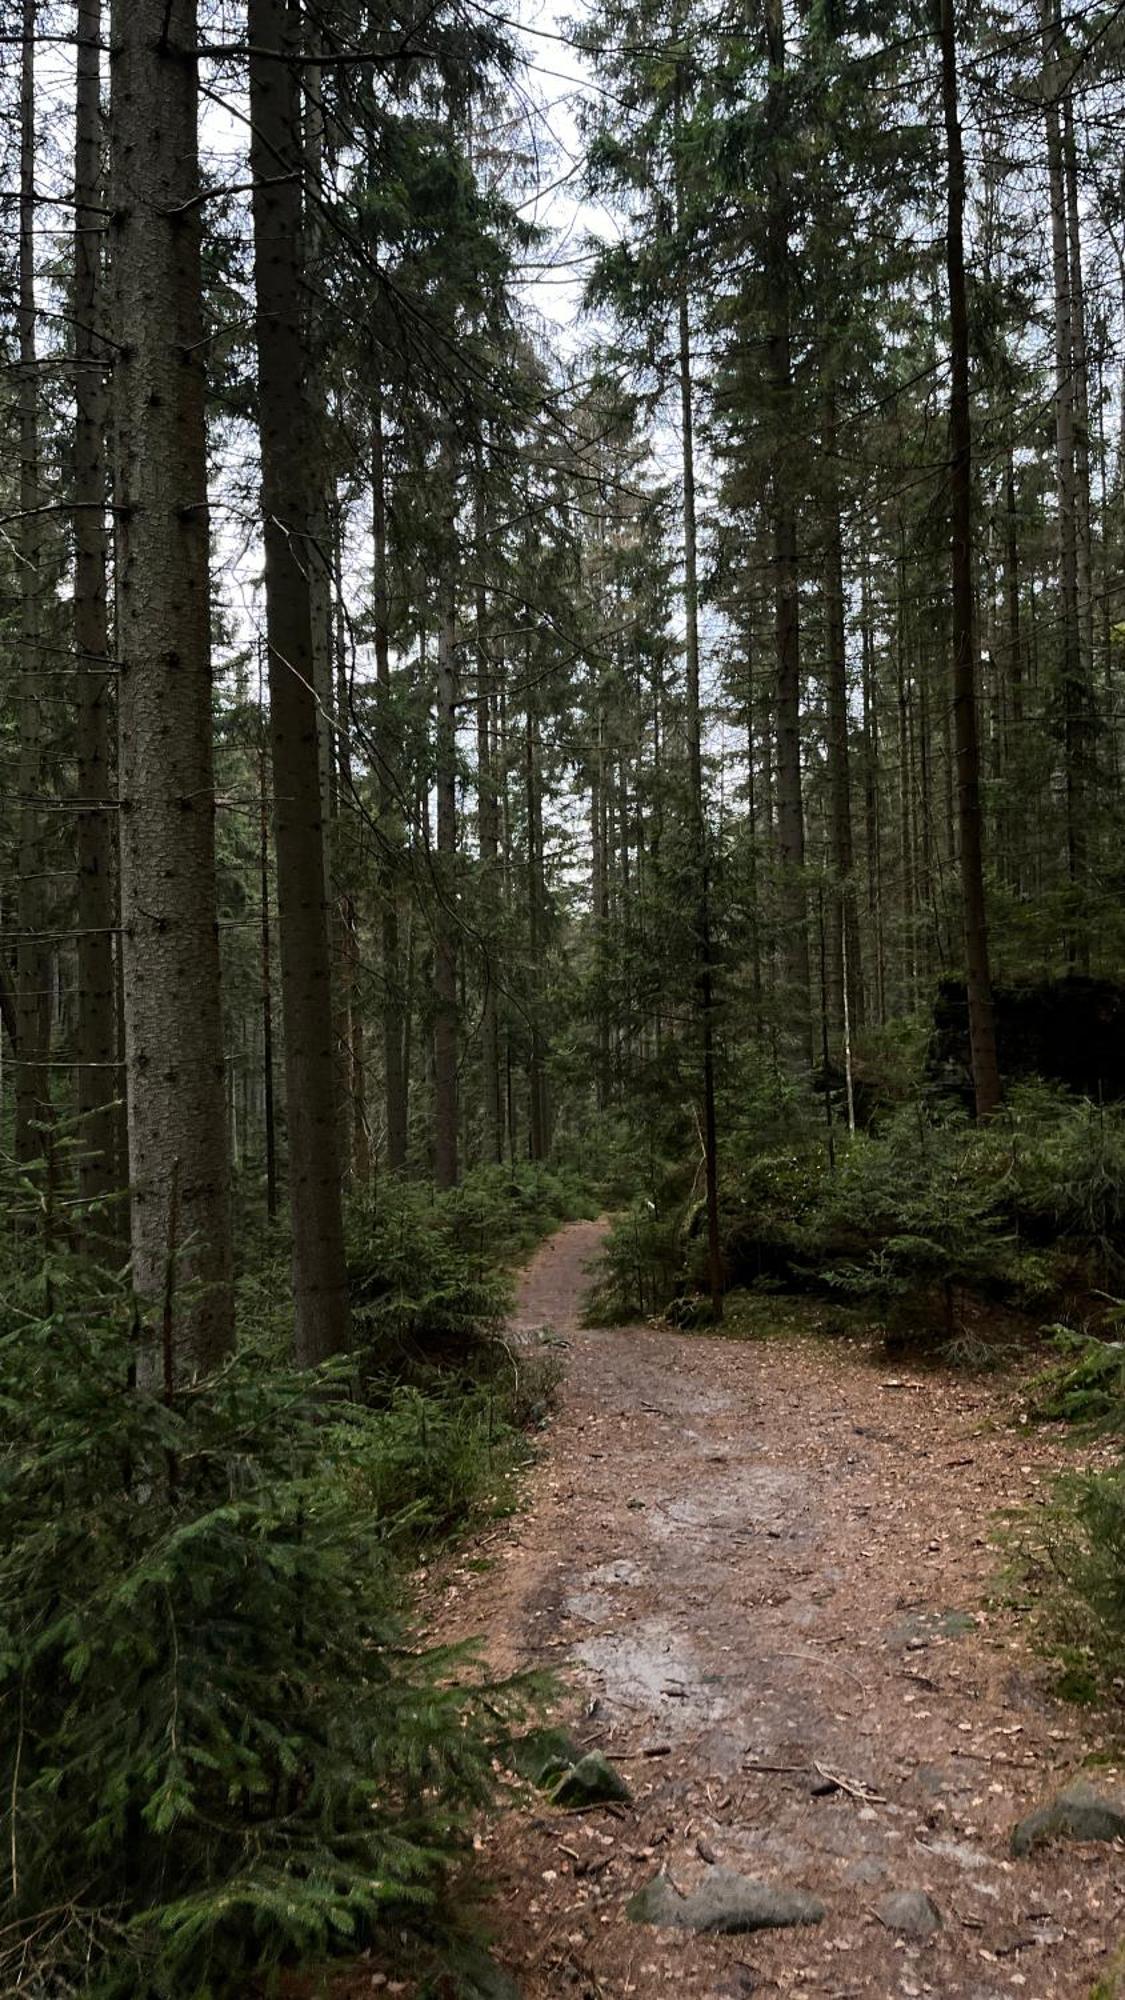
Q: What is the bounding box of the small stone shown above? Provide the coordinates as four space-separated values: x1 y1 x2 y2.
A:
1011 1778 1125 1856
550 1750 632 1807
627 1867 825 1933
843 1857 887 1886
426 1949 522 2000
876 1890 943 1937
508 1726 585 1789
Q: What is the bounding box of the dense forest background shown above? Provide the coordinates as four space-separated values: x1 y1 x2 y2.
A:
3 0 1125 1990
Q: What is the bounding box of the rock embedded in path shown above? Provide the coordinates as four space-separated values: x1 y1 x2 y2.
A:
509 1726 585 1789
1010 1778 1125 1856
876 1889 943 1937
627 1867 825 1933
550 1750 632 1807
426 1947 522 2000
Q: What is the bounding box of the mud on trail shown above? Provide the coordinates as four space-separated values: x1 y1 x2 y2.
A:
434 1220 1125 1999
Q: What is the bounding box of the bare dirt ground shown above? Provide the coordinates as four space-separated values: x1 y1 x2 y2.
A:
432 1219 1124 2000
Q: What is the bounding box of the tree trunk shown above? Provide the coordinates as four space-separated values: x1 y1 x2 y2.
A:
674 71 723 1322
821 391 862 1043
15 0 52 1173
1062 96 1095 691
433 506 459 1190
373 399 407 1171
1003 451 1024 894
110 0 234 1370
764 0 811 1062
73 0 121 1230
940 0 1001 1117
1041 0 1088 961
474 462 502 1163
249 0 349 1363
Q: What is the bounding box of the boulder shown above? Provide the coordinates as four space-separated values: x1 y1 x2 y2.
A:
1011 1778 1125 1857
876 1889 943 1937
425 1949 522 2000
627 1867 824 1933
550 1750 632 1808
508 1726 585 1789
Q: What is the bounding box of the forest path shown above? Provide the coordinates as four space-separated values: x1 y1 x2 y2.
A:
436 1220 1124 1999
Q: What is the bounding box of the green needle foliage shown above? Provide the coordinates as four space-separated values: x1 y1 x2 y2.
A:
0 1263 532 1998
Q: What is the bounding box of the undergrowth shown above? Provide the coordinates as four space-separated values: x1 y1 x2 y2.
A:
593 1080 1125 1352
0 1157 590 1997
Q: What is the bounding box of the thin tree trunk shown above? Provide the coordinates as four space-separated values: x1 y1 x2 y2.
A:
333 502 369 1183
822 390 862 1042
764 0 811 1062
1042 0 1088 961
475 461 502 1162
1063 96 1095 689
110 0 234 1370
433 501 459 1190
1004 451 1024 893
525 695 548 1162
73 0 120 1227
860 548 885 1026
15 0 51 1172
940 0 1001 1116
373 399 407 1171
258 661 278 1223
249 0 349 1362
675 69 722 1322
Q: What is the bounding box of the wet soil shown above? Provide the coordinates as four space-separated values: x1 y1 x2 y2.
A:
432 1220 1124 1999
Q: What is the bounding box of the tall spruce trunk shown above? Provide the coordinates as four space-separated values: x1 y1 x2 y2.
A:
474 465 502 1163
1062 98 1095 691
249 0 349 1362
674 74 723 1322
73 0 120 1223
373 400 408 1171
821 390 862 1043
333 514 370 1183
940 0 1001 1117
764 0 811 1062
433 539 459 1189
1041 0 1088 958
109 0 234 1369
15 0 52 1171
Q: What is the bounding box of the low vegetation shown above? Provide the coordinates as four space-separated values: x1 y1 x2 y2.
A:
0 1161 587 1999
593 1070 1125 1353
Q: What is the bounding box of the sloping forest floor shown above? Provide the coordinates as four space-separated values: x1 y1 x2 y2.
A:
423 1220 1123 1999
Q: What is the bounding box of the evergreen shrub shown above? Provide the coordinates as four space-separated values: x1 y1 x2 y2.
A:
0 1268 529 1998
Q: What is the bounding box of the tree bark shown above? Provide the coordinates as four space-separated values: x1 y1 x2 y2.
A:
433 520 459 1190
764 0 811 1062
373 399 408 1171
109 0 234 1370
475 461 502 1163
674 69 723 1322
15 0 52 1172
940 0 1001 1117
821 390 862 1043
73 0 121 1228
249 0 349 1362
1041 0 1088 960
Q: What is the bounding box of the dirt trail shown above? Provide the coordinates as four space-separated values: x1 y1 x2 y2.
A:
437 1220 1124 1999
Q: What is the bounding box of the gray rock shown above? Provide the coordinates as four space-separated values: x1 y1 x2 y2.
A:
550 1749 632 1807
843 1857 887 1886
876 1889 943 1937
425 1949 522 2000
1011 1778 1125 1856
627 1867 825 1933
509 1726 585 1788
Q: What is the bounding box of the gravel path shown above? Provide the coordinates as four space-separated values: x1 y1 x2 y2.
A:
434 1219 1125 1999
